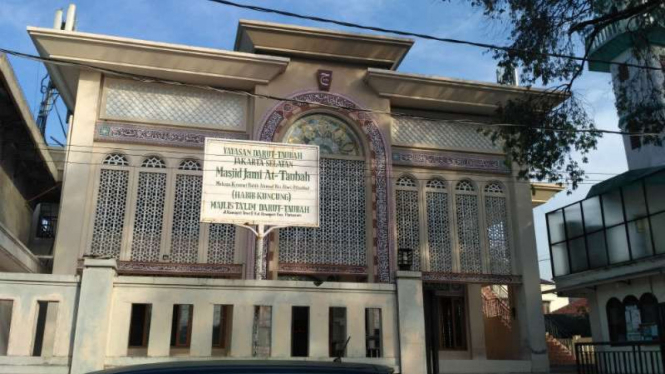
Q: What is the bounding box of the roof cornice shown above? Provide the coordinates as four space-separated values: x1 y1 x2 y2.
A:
364 68 568 115
28 27 290 110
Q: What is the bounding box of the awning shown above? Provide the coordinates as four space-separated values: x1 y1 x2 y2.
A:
586 165 665 198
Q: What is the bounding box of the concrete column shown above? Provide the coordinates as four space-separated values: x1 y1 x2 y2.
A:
52 71 102 275
587 292 605 342
510 180 549 373
230 305 253 357
272 304 291 358
467 284 487 359
346 304 366 358
396 271 427 374
70 259 116 374
147 302 173 357
309 304 329 358
6 296 36 356
190 303 213 357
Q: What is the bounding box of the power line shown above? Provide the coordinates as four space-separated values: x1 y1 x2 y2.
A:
1 46 663 138
207 0 665 72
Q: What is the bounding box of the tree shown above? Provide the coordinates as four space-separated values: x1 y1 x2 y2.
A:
453 0 665 189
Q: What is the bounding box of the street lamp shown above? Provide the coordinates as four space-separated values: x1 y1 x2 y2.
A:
397 248 414 271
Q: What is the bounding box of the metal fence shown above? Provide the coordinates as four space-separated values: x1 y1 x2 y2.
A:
576 341 665 374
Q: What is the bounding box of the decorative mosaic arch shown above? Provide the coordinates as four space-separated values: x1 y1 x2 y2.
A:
258 91 393 282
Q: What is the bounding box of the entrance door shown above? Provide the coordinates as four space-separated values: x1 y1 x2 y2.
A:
424 289 440 374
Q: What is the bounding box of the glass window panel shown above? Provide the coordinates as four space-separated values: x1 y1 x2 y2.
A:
602 190 624 227
547 210 566 244
607 225 630 264
582 197 603 233
329 307 347 357
569 237 589 273
564 204 584 238
551 243 570 276
651 212 665 254
623 181 647 220
587 231 608 268
627 218 653 259
645 171 665 214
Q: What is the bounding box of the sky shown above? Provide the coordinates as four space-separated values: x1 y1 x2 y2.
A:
0 0 629 279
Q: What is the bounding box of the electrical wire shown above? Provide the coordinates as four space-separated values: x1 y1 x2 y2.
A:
207 0 665 72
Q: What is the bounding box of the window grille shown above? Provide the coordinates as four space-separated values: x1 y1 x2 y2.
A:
455 192 482 273
208 224 236 264
484 182 504 194
170 174 202 263
102 153 129 166
455 180 475 192
130 171 167 262
279 158 367 266
426 185 453 272
396 189 420 270
178 159 202 171
141 156 166 169
90 168 129 258
485 190 511 275
396 176 417 188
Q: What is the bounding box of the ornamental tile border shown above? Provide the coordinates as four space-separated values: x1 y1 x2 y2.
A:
76 259 243 277
422 271 522 284
259 91 393 283
279 263 368 275
94 122 248 149
392 149 511 174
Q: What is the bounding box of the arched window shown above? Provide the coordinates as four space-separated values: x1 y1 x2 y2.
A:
624 296 641 341
395 176 420 270
91 153 130 259
170 159 203 263
639 293 660 341
455 180 482 273
606 298 626 342
279 114 367 268
484 181 511 275
426 179 452 272
131 156 168 262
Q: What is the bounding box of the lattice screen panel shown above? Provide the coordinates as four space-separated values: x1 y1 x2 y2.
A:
426 191 453 272
170 174 202 263
485 195 511 274
279 158 367 266
104 79 246 129
208 224 236 264
393 117 499 151
455 194 483 273
90 169 129 258
130 172 167 262
396 190 421 270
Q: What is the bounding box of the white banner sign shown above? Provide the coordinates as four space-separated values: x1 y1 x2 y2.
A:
200 138 320 227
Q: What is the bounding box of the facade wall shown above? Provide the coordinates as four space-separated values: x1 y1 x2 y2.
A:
0 165 32 246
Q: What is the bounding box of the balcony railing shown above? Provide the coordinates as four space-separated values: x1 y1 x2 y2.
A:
575 341 665 374
546 168 665 277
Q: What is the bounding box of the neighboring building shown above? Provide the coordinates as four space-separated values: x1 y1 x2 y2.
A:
0 19 567 374
0 53 61 273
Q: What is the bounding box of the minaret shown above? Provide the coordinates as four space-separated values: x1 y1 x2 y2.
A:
586 3 665 170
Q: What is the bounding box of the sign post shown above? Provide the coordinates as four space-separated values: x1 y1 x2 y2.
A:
200 138 320 280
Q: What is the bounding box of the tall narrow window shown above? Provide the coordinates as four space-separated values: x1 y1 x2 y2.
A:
396 176 420 271
208 224 236 264
624 296 641 341
291 306 309 357
252 306 272 357
128 304 151 355
440 296 467 350
329 307 347 357
170 160 202 263
455 181 482 273
606 298 626 342
0 300 12 356
212 305 233 356
365 308 382 358
484 182 511 275
639 293 660 341
131 157 167 262
170 304 193 353
426 179 452 272
91 154 130 259
32 301 58 357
